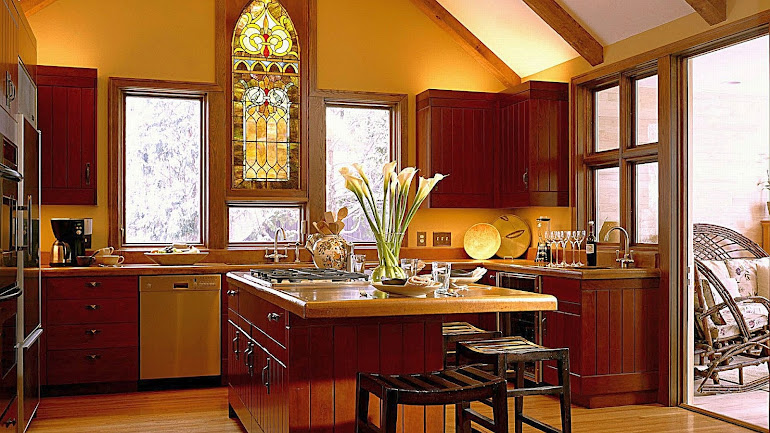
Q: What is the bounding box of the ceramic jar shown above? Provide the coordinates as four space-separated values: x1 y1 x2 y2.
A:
305 234 351 270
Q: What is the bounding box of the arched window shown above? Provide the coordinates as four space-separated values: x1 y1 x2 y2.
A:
232 0 300 189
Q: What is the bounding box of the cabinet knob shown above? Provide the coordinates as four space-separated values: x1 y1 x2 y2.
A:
86 281 101 288
85 304 100 310
267 312 281 322
85 329 101 336
85 354 101 360
226 290 238 297
4 418 16 428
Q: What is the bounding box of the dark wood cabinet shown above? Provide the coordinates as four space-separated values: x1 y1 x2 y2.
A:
43 276 138 386
498 81 569 207
37 66 97 205
416 81 569 209
416 90 498 208
0 0 19 141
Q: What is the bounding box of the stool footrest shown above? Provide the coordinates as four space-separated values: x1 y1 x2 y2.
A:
522 414 563 433
509 385 564 397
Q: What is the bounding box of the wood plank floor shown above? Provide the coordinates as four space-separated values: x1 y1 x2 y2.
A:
27 387 755 433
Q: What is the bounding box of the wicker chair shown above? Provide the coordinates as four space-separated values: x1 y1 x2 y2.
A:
693 223 770 393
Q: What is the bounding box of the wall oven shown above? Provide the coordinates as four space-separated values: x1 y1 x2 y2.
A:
496 271 543 383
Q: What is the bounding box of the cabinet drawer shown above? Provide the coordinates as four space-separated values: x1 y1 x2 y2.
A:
47 323 138 350
47 347 138 385
47 277 138 300
541 276 581 305
47 298 138 325
240 291 286 346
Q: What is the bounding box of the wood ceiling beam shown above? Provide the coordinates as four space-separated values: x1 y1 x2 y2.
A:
522 0 604 66
409 0 521 88
684 0 727 25
17 0 58 16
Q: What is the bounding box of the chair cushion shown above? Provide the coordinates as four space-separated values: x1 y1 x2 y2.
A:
711 303 769 340
725 259 759 297
754 257 770 298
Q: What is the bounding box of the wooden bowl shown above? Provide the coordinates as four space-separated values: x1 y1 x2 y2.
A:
144 252 208 266
371 281 442 297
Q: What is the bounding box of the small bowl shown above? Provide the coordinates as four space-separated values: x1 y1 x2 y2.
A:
76 256 94 267
144 252 208 266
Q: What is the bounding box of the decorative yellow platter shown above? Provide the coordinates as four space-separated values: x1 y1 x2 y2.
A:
491 214 531 259
463 223 502 260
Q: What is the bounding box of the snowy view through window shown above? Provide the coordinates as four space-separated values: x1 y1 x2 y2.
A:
124 96 202 244
326 106 391 243
229 206 302 243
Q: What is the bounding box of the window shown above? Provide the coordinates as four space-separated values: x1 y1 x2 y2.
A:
232 0 301 190
123 94 204 245
325 105 393 243
228 205 302 244
582 70 659 245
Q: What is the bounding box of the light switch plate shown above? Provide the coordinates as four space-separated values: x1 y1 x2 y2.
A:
417 232 427 247
433 232 451 247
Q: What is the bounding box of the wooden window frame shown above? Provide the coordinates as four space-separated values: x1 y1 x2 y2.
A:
578 64 660 249
308 90 408 246
107 78 221 250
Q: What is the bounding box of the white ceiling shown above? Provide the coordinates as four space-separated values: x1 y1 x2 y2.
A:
557 0 694 45
437 0 696 78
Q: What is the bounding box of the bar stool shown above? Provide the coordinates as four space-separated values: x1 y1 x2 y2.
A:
457 337 572 433
442 321 501 368
356 365 509 433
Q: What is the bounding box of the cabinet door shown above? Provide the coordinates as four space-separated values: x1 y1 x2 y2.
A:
251 344 287 433
497 100 530 207
0 0 18 123
542 310 581 386
527 98 568 206
37 66 97 205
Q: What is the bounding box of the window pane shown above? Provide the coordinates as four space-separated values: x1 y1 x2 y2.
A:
635 75 659 145
228 206 302 243
635 162 659 243
595 167 620 240
124 96 201 244
595 86 620 152
326 106 391 243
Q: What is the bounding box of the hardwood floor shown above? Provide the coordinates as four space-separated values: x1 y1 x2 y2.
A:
27 387 755 433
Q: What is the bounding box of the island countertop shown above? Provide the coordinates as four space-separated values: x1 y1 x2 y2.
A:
226 271 557 319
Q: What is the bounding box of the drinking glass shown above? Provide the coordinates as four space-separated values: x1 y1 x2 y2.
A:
432 262 452 295
575 230 586 266
543 231 553 267
559 231 571 267
351 254 367 273
400 258 420 277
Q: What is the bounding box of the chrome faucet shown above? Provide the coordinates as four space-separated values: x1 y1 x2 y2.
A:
604 226 634 268
265 228 289 263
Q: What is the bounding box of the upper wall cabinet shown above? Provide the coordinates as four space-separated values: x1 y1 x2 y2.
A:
416 81 569 209
416 90 498 208
0 0 19 137
38 66 98 205
498 81 569 208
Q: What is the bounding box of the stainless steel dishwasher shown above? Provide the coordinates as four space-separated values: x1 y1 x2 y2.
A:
139 274 221 380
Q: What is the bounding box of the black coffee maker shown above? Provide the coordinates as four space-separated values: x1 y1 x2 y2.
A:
50 218 92 266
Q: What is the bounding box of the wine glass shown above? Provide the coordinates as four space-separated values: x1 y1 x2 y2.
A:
575 230 586 266
549 231 560 267
560 231 571 267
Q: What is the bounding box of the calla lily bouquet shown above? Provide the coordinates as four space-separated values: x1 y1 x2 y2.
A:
340 162 445 281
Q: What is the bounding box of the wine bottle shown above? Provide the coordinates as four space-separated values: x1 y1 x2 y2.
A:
586 221 597 266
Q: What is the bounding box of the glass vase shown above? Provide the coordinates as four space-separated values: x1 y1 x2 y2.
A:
370 232 407 282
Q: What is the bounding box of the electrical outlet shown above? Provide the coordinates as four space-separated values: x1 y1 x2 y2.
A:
416 232 427 247
433 232 451 247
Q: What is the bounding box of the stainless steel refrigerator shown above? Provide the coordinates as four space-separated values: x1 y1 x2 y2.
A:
16 114 41 433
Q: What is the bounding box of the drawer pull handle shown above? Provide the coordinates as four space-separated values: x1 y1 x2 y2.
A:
226 290 238 297
267 312 281 322
85 329 101 336
86 282 101 288
85 304 100 310
232 331 240 360
4 419 16 428
85 354 101 360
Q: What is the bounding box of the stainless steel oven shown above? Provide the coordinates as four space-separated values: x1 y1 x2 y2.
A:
496 271 543 383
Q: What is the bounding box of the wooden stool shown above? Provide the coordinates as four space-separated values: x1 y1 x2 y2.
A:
457 337 572 433
356 365 509 433
442 321 501 368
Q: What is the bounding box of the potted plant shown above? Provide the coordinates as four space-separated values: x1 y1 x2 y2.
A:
340 162 444 281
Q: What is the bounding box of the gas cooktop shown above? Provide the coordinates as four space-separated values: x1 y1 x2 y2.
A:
244 268 369 288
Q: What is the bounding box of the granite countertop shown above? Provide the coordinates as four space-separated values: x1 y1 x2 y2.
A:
226 272 557 319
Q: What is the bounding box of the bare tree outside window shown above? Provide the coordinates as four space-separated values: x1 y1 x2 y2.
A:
325 106 391 243
124 95 202 244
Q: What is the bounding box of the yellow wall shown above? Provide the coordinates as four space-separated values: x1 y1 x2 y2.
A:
524 0 770 83
29 0 215 250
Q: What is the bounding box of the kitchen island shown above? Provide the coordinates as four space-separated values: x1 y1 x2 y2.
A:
225 271 557 433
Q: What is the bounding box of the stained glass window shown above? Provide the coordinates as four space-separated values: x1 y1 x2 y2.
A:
232 0 300 190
